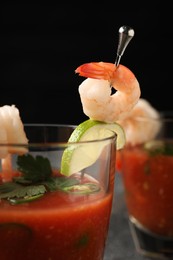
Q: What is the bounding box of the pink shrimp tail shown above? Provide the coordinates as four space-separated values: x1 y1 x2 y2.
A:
75 62 117 80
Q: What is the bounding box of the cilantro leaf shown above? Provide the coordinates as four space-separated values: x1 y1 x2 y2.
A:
75 234 89 248
144 141 173 156
0 154 100 205
45 177 80 191
9 194 44 205
0 184 46 200
0 182 21 193
44 177 100 194
17 154 52 183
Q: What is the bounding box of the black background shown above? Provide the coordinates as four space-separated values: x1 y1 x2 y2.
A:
2 4 173 124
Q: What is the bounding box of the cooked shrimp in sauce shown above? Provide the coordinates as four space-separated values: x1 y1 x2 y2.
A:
117 98 162 145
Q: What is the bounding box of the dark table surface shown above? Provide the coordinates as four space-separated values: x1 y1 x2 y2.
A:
104 173 152 260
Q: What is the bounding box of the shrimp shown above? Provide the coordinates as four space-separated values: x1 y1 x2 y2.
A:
76 62 141 123
117 98 162 145
0 105 28 182
0 105 28 156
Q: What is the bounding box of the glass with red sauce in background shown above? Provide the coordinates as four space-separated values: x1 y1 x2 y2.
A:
0 124 117 260
117 111 173 259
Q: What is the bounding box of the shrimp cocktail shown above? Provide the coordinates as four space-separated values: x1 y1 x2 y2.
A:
0 26 141 260
0 107 120 260
117 100 173 259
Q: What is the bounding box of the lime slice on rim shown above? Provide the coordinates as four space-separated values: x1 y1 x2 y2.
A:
60 119 125 176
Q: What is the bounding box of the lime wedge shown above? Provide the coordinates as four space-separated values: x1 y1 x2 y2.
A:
60 119 125 176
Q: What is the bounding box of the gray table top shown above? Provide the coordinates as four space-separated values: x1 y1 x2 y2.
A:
104 173 152 260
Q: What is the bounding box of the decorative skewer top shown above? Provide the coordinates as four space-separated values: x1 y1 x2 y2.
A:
115 25 135 67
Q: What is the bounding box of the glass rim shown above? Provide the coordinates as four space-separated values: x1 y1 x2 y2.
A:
0 123 117 147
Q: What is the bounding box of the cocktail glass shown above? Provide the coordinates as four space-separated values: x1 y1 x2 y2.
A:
119 112 173 259
0 124 116 260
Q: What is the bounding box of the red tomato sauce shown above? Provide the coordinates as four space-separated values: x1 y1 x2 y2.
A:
120 144 173 237
0 173 113 260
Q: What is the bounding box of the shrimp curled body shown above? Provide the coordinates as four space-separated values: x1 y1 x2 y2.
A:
76 62 141 123
117 98 162 145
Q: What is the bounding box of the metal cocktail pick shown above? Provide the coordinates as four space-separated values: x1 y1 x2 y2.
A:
115 25 135 67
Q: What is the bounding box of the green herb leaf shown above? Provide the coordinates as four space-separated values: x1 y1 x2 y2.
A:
17 154 52 183
44 177 80 191
0 182 21 194
144 140 173 156
9 194 44 205
75 234 89 248
0 154 100 205
0 184 46 200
